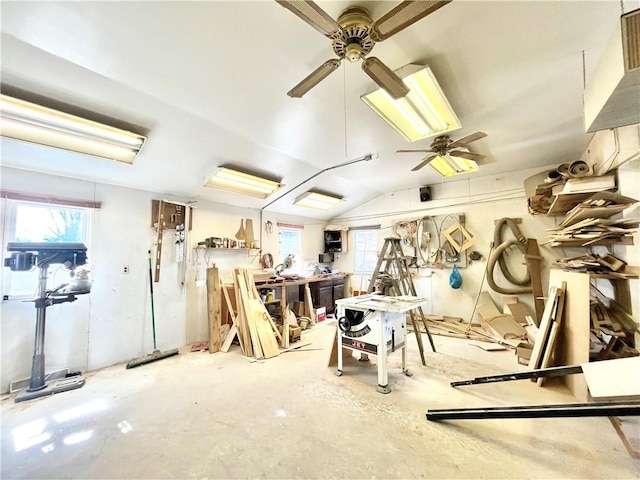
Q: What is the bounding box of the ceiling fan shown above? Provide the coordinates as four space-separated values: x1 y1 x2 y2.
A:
398 131 487 171
276 0 451 98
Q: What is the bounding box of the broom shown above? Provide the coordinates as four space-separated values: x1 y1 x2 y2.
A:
126 250 179 369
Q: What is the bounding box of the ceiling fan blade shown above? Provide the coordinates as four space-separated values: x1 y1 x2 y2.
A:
276 1 342 38
411 154 437 171
448 131 487 148
361 57 409 99
449 150 486 161
287 59 341 98
397 149 434 153
370 1 451 41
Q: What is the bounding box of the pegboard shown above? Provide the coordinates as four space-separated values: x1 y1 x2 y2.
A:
151 200 193 230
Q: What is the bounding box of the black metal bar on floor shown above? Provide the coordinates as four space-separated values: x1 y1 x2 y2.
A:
426 401 640 421
451 364 584 387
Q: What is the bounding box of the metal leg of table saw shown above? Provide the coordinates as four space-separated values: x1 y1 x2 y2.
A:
402 344 412 377
377 341 391 394
335 331 343 377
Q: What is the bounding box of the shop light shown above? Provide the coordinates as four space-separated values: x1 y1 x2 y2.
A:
361 65 461 142
205 167 283 199
0 94 145 164
429 154 479 177
294 191 344 210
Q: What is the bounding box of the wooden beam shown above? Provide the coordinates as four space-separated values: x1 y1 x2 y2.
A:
525 239 545 326
207 268 221 353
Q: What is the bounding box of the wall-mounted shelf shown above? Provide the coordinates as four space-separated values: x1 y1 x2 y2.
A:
324 230 347 253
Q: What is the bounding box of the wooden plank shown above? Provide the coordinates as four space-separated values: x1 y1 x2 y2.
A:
528 287 560 371
248 298 280 359
536 324 560 386
207 268 221 353
221 325 237 353
504 302 531 324
237 274 263 359
477 292 501 321
550 270 592 401
233 269 253 357
525 239 545 326
304 285 316 323
581 357 640 401
537 282 566 385
221 281 244 354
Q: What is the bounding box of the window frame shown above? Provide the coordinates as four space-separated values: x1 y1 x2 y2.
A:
278 225 303 272
2 198 93 300
352 228 379 275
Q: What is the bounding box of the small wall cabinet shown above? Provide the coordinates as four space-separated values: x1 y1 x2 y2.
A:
324 230 347 253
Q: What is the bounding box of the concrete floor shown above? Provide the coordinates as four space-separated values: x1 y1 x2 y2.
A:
2 322 638 479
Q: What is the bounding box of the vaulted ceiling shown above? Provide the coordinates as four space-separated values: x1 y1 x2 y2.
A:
0 1 630 219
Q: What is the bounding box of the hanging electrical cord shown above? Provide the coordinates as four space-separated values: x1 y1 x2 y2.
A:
486 218 532 294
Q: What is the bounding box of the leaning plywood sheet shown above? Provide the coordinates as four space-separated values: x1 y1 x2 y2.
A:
504 303 531 324
528 286 561 371
248 299 280 359
581 357 640 401
537 284 566 386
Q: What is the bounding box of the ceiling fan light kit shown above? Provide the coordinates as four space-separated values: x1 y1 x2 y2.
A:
204 167 283 199
277 1 451 99
361 64 461 142
398 131 487 173
429 154 479 177
294 191 344 210
0 94 146 164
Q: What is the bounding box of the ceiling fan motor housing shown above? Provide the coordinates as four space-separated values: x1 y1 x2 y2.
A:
332 6 375 62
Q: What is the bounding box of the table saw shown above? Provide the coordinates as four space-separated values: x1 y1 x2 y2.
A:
334 293 429 394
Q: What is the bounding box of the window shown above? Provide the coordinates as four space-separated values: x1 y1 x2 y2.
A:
3 200 92 298
353 229 378 274
278 226 302 273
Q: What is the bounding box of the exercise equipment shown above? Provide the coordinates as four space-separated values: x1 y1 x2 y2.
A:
4 242 91 403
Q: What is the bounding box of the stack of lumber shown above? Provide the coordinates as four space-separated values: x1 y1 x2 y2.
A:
553 253 638 278
545 192 638 247
230 268 282 359
546 216 638 247
528 283 566 386
589 297 639 361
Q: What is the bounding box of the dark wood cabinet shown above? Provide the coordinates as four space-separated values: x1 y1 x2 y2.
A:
333 283 344 303
308 276 345 315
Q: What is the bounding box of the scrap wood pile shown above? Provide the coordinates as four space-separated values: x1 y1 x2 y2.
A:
545 192 638 247
207 268 307 359
589 292 638 361
554 253 638 279
231 268 282 359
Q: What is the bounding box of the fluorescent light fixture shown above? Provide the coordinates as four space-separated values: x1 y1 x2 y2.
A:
361 65 461 142
294 191 344 210
205 167 282 199
429 154 479 177
0 94 145 164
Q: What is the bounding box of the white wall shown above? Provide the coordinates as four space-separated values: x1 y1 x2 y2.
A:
330 165 560 323
330 154 640 326
0 167 325 393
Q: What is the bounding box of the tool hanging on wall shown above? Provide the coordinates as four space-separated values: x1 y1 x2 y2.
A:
154 200 165 283
151 199 193 283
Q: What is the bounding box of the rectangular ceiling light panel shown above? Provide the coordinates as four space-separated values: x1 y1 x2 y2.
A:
294 191 344 210
361 65 461 142
205 167 282 199
0 94 145 164
429 154 478 177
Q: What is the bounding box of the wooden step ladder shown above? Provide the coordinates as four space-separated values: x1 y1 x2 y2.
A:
367 237 436 365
